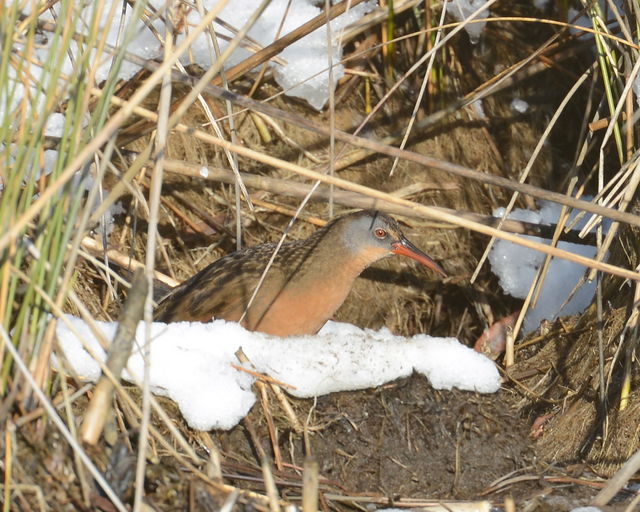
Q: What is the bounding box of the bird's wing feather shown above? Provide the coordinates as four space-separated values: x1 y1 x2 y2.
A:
154 243 289 323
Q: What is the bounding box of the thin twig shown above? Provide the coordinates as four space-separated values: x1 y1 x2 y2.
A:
163 158 599 243
80 269 147 445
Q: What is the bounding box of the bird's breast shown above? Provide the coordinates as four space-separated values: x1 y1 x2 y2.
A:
249 263 360 337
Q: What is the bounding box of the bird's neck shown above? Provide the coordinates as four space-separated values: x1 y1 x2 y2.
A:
293 222 371 284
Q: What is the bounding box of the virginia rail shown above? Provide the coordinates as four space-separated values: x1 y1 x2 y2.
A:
154 210 445 337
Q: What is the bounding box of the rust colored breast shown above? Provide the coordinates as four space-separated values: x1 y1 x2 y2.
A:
249 260 364 336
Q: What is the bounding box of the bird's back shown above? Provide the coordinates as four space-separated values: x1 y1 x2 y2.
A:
154 235 326 331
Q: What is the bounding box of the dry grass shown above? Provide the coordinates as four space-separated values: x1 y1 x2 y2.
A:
3 0 640 510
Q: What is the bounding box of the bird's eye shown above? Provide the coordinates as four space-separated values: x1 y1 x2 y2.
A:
374 228 387 239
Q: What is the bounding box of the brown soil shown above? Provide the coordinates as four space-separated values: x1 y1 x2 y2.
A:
251 379 533 499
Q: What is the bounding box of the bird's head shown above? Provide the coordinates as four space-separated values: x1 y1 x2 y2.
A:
340 210 446 277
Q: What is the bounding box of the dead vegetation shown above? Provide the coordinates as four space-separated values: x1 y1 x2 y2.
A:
3 1 640 511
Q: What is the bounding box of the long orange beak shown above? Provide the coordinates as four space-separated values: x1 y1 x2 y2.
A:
391 238 447 277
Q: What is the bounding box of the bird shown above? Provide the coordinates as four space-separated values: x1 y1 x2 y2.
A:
154 209 446 337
